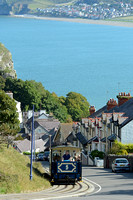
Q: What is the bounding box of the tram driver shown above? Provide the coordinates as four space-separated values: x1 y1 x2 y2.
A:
63 150 70 161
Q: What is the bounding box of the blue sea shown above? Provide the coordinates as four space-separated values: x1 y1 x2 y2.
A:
0 16 133 109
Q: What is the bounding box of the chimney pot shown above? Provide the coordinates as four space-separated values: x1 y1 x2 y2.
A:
107 98 118 111
89 105 95 115
117 92 132 106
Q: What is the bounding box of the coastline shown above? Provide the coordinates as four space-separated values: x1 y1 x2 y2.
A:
12 14 133 28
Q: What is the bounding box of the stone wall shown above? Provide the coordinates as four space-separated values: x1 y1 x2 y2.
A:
104 155 133 172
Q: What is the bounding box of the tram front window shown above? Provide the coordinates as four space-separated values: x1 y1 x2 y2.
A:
63 151 70 161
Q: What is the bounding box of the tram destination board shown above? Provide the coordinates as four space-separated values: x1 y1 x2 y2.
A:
57 162 77 173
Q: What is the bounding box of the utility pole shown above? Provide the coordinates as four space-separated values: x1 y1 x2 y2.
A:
30 105 34 180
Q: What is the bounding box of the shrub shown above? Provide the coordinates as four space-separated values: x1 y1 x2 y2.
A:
14 135 24 141
90 150 105 159
116 149 128 155
23 152 31 155
110 140 133 155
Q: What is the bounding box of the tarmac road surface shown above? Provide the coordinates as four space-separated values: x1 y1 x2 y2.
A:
1 165 133 200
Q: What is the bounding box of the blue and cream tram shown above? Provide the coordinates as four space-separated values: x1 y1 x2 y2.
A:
49 145 82 184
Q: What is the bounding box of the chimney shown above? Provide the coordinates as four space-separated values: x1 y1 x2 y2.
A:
107 98 118 111
117 92 132 107
89 106 95 115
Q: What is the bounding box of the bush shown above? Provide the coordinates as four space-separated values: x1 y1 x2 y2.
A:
14 135 24 141
116 149 128 155
23 152 31 155
125 144 133 153
110 140 133 155
90 150 105 159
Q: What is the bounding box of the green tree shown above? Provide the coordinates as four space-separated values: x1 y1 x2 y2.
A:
4 78 72 122
42 91 72 122
4 78 46 111
65 92 90 121
0 75 5 90
0 90 20 145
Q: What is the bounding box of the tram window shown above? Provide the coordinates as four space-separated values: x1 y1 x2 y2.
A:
53 153 61 161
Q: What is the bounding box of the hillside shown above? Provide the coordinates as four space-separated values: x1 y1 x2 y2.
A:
0 145 50 194
0 0 133 15
0 43 17 78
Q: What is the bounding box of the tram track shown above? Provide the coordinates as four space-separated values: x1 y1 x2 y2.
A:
0 178 95 200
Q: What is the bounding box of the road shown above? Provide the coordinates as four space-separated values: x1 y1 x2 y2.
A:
0 165 133 200
62 166 133 200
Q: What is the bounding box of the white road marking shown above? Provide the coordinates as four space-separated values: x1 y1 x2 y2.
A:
83 177 102 195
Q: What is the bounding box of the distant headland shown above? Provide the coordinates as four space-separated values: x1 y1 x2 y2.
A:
12 15 133 28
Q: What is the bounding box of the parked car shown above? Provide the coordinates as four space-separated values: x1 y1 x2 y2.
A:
44 151 49 161
112 158 130 172
36 153 44 161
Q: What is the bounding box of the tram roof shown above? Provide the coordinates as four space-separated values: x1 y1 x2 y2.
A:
51 145 81 151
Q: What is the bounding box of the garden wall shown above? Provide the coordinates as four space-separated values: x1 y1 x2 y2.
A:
104 155 133 171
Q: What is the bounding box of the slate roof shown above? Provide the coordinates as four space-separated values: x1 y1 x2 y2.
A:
13 139 46 153
35 139 47 151
88 136 99 144
60 123 73 141
66 132 77 143
89 105 107 118
88 97 133 129
108 134 117 142
105 97 133 128
36 119 60 132
44 128 59 148
14 139 31 152
101 137 106 143
26 118 60 132
75 132 88 145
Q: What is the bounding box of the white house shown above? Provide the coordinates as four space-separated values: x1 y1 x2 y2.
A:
6 92 23 124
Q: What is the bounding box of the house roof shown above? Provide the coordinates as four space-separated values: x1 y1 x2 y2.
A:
88 97 133 129
89 105 107 118
13 139 31 152
108 134 117 142
88 136 99 144
44 127 59 148
101 137 106 143
13 139 46 153
60 123 73 141
75 132 88 145
35 139 47 152
105 97 133 128
66 132 77 143
36 119 60 132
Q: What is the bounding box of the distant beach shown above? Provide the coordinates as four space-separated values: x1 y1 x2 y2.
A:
12 14 133 28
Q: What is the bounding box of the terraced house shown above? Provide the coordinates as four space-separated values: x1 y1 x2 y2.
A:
76 92 133 158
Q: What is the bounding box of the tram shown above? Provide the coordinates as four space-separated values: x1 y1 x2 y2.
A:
49 145 82 184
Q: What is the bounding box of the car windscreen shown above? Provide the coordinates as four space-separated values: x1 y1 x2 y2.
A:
116 160 128 163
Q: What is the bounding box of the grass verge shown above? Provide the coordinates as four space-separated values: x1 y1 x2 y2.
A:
0 145 51 194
